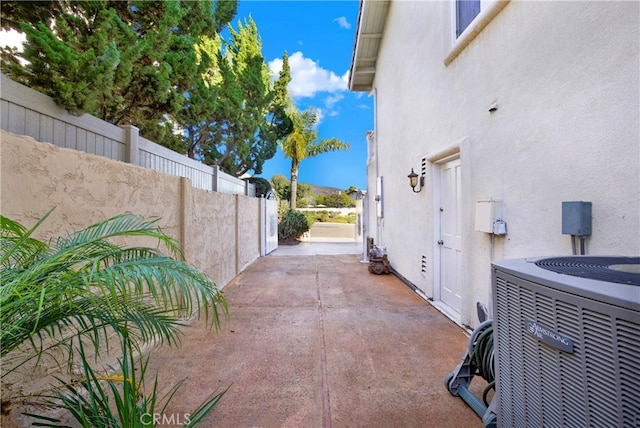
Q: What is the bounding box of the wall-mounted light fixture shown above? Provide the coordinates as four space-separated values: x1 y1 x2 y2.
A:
407 168 424 193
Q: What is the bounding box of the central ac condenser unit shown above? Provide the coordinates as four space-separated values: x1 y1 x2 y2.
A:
492 256 640 427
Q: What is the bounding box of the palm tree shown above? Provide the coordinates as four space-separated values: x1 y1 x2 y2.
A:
280 106 349 208
0 209 227 378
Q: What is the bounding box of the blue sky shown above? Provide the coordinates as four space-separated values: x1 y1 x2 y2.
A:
232 0 373 190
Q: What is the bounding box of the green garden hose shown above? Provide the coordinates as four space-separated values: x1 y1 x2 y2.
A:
445 320 497 427
468 321 495 406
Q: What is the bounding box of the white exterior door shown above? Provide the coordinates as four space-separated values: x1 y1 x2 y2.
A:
438 158 462 315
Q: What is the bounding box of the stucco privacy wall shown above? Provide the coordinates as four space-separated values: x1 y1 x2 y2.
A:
237 195 261 272
367 1 639 326
1 131 260 423
0 131 260 289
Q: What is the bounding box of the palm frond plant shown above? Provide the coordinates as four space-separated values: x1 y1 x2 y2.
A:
280 105 349 209
0 209 228 421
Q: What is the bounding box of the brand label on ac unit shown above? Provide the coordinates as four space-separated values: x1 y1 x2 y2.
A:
524 319 574 353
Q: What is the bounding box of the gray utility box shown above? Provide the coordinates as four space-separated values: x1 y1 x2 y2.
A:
562 201 592 236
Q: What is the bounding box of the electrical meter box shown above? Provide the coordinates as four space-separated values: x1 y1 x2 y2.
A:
562 201 592 236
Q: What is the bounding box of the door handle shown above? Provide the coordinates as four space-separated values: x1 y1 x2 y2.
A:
437 240 444 245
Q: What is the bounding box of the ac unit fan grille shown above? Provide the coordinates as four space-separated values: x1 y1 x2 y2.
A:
535 256 640 285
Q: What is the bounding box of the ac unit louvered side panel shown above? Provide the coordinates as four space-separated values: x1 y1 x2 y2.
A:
582 309 618 426
535 294 562 428
493 270 640 428
495 278 515 424
617 319 640 426
520 288 542 427
554 300 587 426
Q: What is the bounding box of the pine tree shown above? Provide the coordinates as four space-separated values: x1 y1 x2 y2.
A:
268 51 294 149
180 21 292 177
1 1 237 152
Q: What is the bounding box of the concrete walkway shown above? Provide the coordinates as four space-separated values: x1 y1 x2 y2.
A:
149 248 484 427
272 241 362 256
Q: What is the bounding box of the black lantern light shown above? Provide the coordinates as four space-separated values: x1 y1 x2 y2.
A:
408 168 424 193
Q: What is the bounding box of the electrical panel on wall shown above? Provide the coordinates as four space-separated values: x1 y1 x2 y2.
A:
475 199 507 235
562 201 592 236
376 176 384 218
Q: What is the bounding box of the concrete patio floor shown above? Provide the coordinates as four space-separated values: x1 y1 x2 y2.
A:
148 244 485 427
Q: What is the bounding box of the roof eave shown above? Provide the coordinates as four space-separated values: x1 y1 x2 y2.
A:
348 0 390 93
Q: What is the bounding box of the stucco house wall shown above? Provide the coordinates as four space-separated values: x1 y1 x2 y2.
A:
357 1 639 327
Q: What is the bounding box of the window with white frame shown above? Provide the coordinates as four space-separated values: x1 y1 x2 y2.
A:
446 0 507 65
454 0 500 38
456 0 481 37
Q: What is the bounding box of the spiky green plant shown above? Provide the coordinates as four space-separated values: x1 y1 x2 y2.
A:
0 209 227 377
25 336 229 427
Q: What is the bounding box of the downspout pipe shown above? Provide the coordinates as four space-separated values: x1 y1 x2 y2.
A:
374 87 382 247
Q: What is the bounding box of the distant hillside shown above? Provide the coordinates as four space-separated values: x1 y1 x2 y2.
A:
307 183 343 196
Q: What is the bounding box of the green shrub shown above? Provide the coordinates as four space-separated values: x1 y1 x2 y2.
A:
320 193 356 208
278 209 310 241
303 211 317 225
302 210 357 225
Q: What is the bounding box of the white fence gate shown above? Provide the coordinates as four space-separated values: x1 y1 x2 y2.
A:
260 197 278 255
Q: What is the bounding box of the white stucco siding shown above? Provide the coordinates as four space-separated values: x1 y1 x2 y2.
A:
367 0 639 327
368 2 441 297
459 0 640 259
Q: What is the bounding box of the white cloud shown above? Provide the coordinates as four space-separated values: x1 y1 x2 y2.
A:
324 94 344 109
333 16 351 29
269 51 348 99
